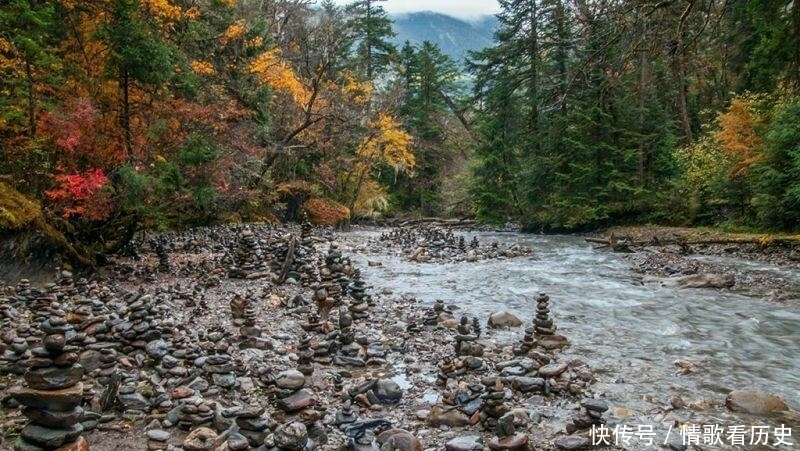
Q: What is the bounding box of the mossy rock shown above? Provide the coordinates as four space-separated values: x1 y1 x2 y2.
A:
0 182 94 282
0 182 42 231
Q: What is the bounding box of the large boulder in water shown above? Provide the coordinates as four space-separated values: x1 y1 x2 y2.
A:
487 311 523 329
725 390 789 415
659 273 735 289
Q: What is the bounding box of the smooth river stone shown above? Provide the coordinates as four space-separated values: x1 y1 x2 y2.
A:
725 390 789 415
21 423 83 449
580 398 609 413
445 436 483 451
43 334 67 353
273 421 308 451
10 383 84 411
487 433 528 451
275 369 306 390
277 389 316 412
24 364 84 390
23 406 84 429
554 436 591 450
538 362 568 378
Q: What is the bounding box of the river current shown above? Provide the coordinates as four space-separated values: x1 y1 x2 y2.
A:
343 230 799 449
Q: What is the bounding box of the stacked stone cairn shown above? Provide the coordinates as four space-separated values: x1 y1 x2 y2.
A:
488 412 529 451
203 341 236 390
275 368 316 415
455 316 483 358
234 291 266 349
151 238 171 273
334 399 358 427
566 398 609 434
0 295 25 374
234 405 272 449
470 236 480 249
347 269 371 319
481 378 509 431
296 335 315 376
176 400 216 431
146 428 171 451
423 299 447 326
10 310 87 450
437 357 467 387
111 292 163 354
228 227 269 278
533 292 569 349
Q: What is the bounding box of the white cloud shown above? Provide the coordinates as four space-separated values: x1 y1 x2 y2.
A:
327 0 500 19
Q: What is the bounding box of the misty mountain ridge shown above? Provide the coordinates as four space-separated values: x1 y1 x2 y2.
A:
390 11 498 66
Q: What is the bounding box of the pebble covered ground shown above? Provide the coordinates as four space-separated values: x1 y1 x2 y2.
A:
0 223 796 451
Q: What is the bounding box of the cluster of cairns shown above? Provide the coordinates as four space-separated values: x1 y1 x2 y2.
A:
0 222 614 451
376 226 532 263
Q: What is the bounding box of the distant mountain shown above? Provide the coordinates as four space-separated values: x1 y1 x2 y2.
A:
390 11 498 66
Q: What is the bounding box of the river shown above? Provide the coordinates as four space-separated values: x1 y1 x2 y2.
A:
343 229 799 449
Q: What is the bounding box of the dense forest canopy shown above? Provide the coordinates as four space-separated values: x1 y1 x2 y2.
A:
1 0 799 256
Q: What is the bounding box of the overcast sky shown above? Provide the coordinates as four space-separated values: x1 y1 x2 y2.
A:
328 0 501 19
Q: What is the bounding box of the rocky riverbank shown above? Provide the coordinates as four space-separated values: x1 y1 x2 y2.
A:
593 226 800 305
0 223 796 451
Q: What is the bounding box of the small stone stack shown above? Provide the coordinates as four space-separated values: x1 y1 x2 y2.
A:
470 236 480 249
347 269 371 319
481 378 509 431
235 405 271 448
229 227 269 278
334 399 358 427
533 293 556 337
437 357 465 387
11 312 86 451
488 413 529 451
424 299 446 326
566 398 608 434
151 238 171 273
296 222 320 286
112 292 163 353
176 400 216 431
146 428 171 451
533 292 569 349
0 297 24 374
296 335 314 376
514 327 536 356
203 346 236 390
94 349 119 385
237 292 264 349
455 316 482 358
275 368 316 415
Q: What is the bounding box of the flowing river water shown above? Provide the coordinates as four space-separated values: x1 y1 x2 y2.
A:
343 230 799 449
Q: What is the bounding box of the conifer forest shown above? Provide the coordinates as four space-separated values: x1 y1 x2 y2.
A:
1 0 800 253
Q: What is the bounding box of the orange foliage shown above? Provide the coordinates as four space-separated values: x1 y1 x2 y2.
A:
715 97 764 178
250 48 310 104
301 198 350 226
358 112 415 173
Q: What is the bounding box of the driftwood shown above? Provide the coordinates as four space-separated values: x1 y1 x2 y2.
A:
587 231 800 253
383 217 478 228
585 234 637 253
99 372 121 412
277 235 298 284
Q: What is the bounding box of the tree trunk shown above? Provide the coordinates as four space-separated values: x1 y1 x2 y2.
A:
121 68 133 162
673 0 694 145
24 59 36 137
